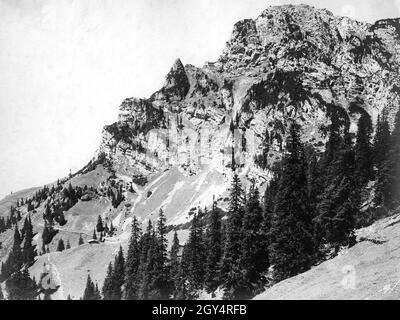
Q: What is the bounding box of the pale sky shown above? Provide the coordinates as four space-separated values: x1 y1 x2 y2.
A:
1 0 400 198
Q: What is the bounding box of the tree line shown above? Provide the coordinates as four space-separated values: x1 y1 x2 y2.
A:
81 106 400 300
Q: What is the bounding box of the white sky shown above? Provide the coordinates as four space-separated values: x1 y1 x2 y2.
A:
1 0 400 198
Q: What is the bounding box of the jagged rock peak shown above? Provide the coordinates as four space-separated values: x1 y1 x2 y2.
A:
153 58 190 102
170 58 185 72
164 58 189 88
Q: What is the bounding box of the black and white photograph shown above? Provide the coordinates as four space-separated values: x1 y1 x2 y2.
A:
0 0 400 305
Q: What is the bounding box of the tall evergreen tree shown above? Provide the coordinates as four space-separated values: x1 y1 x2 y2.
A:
78 234 84 246
110 246 125 300
269 123 315 283
316 129 358 253
373 113 391 207
204 199 222 293
373 113 391 170
237 185 266 298
82 274 98 300
96 215 104 233
221 173 245 298
102 262 115 300
137 221 154 300
21 215 31 239
181 212 206 296
125 217 141 300
169 231 181 298
258 174 279 285
256 128 270 169
6 226 24 277
355 114 374 185
384 106 400 208
149 209 170 299
22 216 36 267
0 216 5 234
57 239 65 252
94 283 101 300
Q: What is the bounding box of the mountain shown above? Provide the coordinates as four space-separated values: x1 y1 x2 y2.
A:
1 4 400 299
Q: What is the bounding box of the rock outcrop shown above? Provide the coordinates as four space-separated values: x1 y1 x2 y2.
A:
97 4 400 191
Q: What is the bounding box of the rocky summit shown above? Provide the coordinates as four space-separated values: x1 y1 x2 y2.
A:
1 4 400 299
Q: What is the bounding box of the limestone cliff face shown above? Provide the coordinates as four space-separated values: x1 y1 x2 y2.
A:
97 4 400 189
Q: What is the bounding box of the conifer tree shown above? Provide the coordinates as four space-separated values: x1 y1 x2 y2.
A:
169 231 181 298
231 147 236 171
259 171 279 278
0 284 4 300
109 222 115 236
66 240 71 250
143 229 160 299
319 109 343 182
94 283 101 300
355 114 374 185
269 123 315 283
96 215 104 233
316 129 358 253
21 215 31 239
22 216 36 267
305 146 321 204
8 226 23 276
92 229 97 240
256 128 270 169
181 212 206 296
0 216 5 234
149 209 170 299
384 107 400 208
221 173 245 298
82 274 97 300
78 234 84 246
57 239 65 252
58 212 67 226
373 113 391 207
6 216 11 229
110 246 125 300
41 219 56 252
102 262 114 300
237 185 266 298
204 199 222 293
125 217 141 300
373 113 391 170
304 146 325 257
137 221 154 300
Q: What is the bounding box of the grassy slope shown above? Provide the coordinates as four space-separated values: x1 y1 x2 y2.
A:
29 241 122 300
0 187 40 217
1 164 229 299
254 210 400 300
